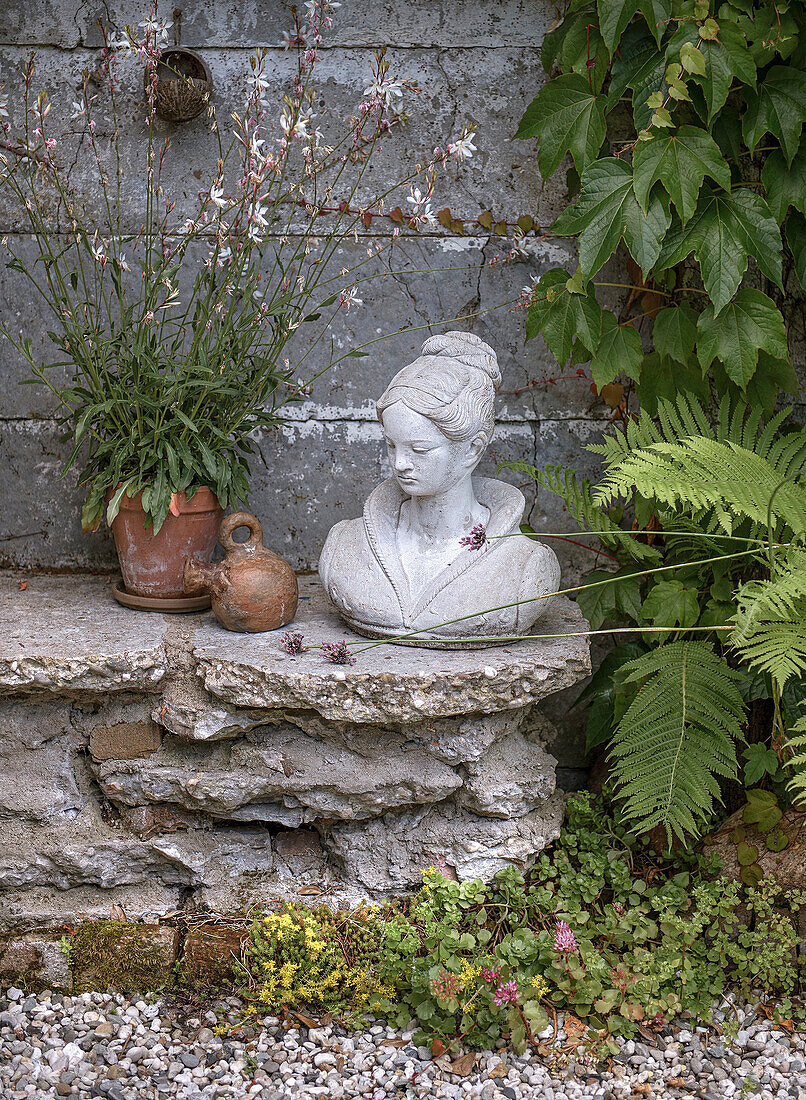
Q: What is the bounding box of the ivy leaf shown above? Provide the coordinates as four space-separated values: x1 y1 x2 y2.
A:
636 0 671 47
787 211 806 288
516 74 607 178
693 23 756 121
743 788 782 833
608 28 666 131
557 12 611 94
597 0 640 53
590 317 644 388
623 188 671 276
736 840 760 866
577 568 618 628
713 351 800 419
525 267 604 364
633 125 731 224
697 289 789 390
551 158 670 278
657 188 783 313
679 41 706 76
578 568 644 629
541 12 574 73
761 138 806 224
577 642 646 752
743 743 780 786
612 568 645 621
636 351 710 415
742 65 806 164
652 304 698 363
641 579 700 638
712 102 743 161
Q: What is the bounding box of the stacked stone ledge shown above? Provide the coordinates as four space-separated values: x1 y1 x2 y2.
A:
0 573 590 926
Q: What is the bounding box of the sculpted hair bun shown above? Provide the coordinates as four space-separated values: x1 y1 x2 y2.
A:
420 331 502 390
377 330 501 447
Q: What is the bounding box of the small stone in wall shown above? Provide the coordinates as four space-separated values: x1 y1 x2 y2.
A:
118 804 197 839
89 720 161 762
0 934 72 991
274 828 327 877
181 925 246 986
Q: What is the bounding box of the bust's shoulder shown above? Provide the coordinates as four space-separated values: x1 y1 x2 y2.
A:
500 533 561 591
319 516 363 572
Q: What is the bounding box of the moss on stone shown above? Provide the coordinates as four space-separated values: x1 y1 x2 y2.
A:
69 921 178 994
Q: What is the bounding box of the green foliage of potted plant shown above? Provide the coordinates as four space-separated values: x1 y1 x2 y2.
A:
0 3 477 598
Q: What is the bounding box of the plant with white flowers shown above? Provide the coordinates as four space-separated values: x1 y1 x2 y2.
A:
0 2 477 532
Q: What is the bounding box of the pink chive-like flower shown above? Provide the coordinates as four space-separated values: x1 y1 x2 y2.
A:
494 980 518 1006
459 523 487 551
480 966 501 985
321 640 356 665
280 631 306 656
553 919 578 953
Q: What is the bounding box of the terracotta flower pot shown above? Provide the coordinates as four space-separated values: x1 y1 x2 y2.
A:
110 486 224 599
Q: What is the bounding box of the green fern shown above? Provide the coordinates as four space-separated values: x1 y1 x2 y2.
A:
731 548 806 690
589 395 806 538
501 461 661 564
784 715 806 805
593 436 806 538
608 641 745 843
734 548 806 622
591 394 799 468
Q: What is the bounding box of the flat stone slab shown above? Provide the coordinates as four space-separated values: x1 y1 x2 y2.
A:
0 573 589 721
0 573 169 695
193 578 591 724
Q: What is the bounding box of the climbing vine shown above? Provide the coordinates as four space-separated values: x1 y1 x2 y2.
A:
515 0 804 414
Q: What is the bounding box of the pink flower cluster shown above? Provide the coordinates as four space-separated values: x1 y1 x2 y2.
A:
553 919 578 954
279 631 307 656
480 966 501 985
459 523 487 552
431 970 461 1000
493 979 518 1007
321 640 356 665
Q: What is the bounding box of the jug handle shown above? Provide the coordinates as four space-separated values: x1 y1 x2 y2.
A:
219 512 264 555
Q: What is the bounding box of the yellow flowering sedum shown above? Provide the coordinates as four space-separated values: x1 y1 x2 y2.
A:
245 903 386 1016
460 960 481 988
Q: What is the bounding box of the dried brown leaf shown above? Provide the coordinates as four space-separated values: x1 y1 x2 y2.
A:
450 1053 477 1077
564 1014 587 1042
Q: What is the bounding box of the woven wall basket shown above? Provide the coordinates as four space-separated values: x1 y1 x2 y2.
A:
149 46 213 123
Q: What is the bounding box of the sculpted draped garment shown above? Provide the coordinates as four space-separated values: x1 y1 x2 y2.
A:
318 476 561 647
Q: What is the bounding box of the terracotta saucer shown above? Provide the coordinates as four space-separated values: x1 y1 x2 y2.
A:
112 581 211 613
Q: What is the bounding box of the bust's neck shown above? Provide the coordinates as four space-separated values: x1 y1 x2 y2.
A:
400 474 486 543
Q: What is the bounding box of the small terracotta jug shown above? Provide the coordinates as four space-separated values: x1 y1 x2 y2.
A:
183 512 299 632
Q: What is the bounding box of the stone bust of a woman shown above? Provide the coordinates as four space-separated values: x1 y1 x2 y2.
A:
318 331 560 646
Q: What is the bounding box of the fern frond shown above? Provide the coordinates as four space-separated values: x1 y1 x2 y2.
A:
593 437 806 537
591 393 803 475
784 715 806 805
734 549 806 623
733 622 806 690
500 462 662 563
731 549 806 689
608 641 745 843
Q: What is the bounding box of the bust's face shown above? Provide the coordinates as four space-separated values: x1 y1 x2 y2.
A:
381 402 482 497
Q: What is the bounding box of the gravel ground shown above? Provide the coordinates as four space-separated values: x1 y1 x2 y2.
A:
1 985 805 1100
